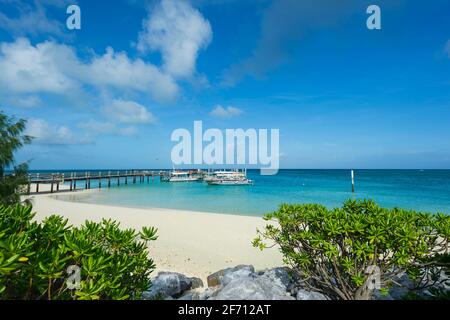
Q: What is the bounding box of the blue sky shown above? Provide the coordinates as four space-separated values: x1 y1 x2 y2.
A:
1 0 450 169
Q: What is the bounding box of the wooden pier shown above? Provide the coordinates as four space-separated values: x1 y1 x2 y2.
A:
26 170 165 194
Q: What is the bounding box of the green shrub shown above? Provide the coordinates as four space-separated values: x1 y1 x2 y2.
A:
253 199 450 300
0 204 158 300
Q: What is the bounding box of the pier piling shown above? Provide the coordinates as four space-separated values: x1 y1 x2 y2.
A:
50 174 54 193
27 175 31 195
56 173 60 192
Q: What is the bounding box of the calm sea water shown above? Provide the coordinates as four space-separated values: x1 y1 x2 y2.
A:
46 170 450 217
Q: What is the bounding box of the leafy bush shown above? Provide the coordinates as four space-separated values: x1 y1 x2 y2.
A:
0 204 158 300
253 199 450 300
0 164 29 206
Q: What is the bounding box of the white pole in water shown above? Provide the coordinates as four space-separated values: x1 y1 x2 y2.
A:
351 170 355 193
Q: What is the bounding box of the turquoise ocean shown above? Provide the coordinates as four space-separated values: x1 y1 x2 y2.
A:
45 169 450 217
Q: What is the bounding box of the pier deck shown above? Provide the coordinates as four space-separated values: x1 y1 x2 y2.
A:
25 170 165 194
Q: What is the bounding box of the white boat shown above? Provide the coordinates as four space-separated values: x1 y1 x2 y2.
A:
205 170 253 186
207 178 253 186
162 171 201 182
203 170 236 182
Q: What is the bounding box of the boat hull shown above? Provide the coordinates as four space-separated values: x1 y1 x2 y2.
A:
207 179 253 186
169 177 201 182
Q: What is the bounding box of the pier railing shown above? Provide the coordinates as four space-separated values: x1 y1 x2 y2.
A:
25 170 166 194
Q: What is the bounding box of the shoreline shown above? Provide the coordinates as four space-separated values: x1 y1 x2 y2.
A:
27 188 283 282
51 191 266 218
29 182 268 218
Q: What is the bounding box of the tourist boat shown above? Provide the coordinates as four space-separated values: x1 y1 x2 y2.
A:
207 178 253 186
161 170 202 182
205 170 253 186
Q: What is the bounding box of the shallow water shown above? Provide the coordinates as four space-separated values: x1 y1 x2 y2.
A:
49 169 450 216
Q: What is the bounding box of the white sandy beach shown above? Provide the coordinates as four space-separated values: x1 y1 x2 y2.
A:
26 186 283 282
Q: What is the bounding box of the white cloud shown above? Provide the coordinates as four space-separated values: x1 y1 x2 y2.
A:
102 99 157 124
0 38 179 102
0 0 69 37
79 119 138 136
3 95 42 108
87 47 178 102
137 0 212 78
117 126 139 136
0 38 81 94
210 105 243 118
26 118 90 145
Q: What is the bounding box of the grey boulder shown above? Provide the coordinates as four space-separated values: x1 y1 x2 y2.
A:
296 289 328 300
142 272 204 299
207 265 255 287
259 267 293 289
210 271 295 300
177 290 201 300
